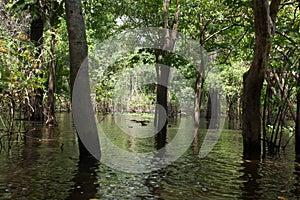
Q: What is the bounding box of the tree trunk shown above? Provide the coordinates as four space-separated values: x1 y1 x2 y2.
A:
296 59 300 159
206 89 220 129
242 0 281 160
155 0 180 149
65 0 98 159
46 31 56 126
194 73 201 129
266 83 273 125
46 3 57 126
194 45 205 129
30 17 44 121
194 25 206 130
228 99 235 129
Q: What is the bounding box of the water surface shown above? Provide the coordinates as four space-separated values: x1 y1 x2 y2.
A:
0 113 299 199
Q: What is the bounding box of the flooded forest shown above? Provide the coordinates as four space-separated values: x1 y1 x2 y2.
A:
0 0 300 199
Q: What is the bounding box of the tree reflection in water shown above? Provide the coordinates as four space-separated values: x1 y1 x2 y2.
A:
66 156 99 200
292 157 300 198
240 160 262 199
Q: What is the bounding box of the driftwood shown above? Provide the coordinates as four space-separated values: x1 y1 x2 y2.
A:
130 119 150 126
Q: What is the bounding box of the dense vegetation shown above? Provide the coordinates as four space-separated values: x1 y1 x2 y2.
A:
0 0 299 160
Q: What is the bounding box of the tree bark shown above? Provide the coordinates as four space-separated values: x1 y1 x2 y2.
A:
194 42 205 129
46 2 57 126
46 30 56 126
30 17 44 121
155 0 180 149
296 59 300 159
242 0 281 160
206 89 220 129
228 99 235 129
65 0 97 159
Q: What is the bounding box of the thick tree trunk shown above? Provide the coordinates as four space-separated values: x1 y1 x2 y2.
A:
155 0 180 149
242 0 280 160
65 0 97 159
155 65 169 149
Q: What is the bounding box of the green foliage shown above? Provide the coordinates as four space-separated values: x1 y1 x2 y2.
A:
44 16 71 101
220 62 248 99
0 20 44 130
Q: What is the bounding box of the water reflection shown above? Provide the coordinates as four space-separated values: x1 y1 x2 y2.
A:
66 157 99 200
240 160 262 199
146 169 167 199
292 158 300 198
0 113 299 199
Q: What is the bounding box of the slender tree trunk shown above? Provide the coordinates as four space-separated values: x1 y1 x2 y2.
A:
296 59 300 159
194 42 205 129
194 74 201 129
46 3 57 126
242 0 280 160
262 85 269 159
266 83 273 125
46 31 56 125
237 94 241 129
206 93 212 120
228 99 235 129
193 24 207 130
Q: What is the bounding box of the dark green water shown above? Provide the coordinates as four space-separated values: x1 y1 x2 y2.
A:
0 113 299 199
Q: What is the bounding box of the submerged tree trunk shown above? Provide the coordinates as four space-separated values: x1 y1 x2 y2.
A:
155 0 180 149
155 0 170 148
65 0 97 159
155 64 169 149
242 0 281 160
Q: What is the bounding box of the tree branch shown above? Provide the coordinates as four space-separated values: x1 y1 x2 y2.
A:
275 30 300 51
202 24 235 45
270 0 282 23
